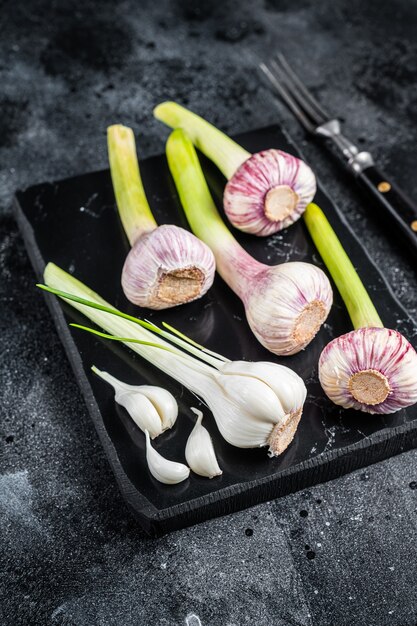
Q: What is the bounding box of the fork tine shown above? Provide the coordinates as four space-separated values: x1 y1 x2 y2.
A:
259 62 316 133
269 58 327 128
275 53 330 123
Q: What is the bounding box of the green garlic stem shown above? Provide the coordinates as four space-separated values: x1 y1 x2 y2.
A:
39 264 225 369
165 128 235 248
165 129 259 297
303 203 383 329
154 101 250 180
107 124 157 246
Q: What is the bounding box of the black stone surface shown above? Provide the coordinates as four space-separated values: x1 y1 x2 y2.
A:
1 0 417 624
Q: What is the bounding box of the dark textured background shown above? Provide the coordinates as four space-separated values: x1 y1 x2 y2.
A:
2 1 417 624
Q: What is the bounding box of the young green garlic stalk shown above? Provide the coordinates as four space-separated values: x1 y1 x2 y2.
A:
39 263 307 456
165 129 332 356
91 366 177 438
154 101 316 236
185 408 222 478
108 124 215 309
145 430 190 484
304 203 417 414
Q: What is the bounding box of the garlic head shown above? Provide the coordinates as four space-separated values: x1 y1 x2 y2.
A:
200 360 307 456
244 262 333 356
185 408 222 478
145 430 190 484
122 224 216 309
224 149 316 236
319 327 417 414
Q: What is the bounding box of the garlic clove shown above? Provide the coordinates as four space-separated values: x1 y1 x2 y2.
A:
319 327 417 414
202 380 275 448
220 360 307 415
244 262 333 356
145 430 190 484
136 385 178 430
121 224 216 310
224 149 317 236
91 367 178 438
185 408 222 478
217 373 286 424
116 389 164 439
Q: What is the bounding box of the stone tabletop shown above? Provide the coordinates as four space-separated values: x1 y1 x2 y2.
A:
2 1 417 624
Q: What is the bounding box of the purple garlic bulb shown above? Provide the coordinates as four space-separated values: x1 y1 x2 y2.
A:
319 327 417 414
224 149 317 237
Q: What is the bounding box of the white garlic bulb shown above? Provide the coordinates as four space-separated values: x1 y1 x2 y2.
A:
185 408 222 478
203 360 307 456
108 124 216 310
92 366 178 438
122 224 216 309
241 261 333 356
145 430 190 484
319 327 417 414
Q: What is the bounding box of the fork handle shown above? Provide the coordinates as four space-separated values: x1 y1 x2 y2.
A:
356 165 417 258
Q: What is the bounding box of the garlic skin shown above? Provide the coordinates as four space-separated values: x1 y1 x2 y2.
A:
319 327 417 414
205 360 307 456
92 367 178 438
224 150 316 237
122 224 216 309
185 408 222 478
145 430 190 484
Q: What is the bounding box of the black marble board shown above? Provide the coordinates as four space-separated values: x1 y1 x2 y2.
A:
13 125 417 536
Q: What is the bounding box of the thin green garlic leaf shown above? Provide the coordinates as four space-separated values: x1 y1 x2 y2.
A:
70 324 179 354
38 282 226 368
161 321 229 363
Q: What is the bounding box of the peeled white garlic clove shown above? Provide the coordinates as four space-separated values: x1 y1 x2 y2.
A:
224 149 317 236
121 224 216 310
117 389 165 439
219 360 307 415
185 408 222 478
145 430 190 484
319 327 417 414
134 385 178 430
91 367 178 438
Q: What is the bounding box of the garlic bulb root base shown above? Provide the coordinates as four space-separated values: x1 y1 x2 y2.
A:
223 149 317 237
293 299 328 345
348 369 390 405
264 185 299 222
319 327 417 414
121 224 215 310
156 266 204 305
267 408 302 457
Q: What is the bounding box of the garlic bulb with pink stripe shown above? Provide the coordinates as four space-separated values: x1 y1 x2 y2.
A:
305 203 417 415
224 149 316 236
319 328 417 414
108 124 215 310
154 102 316 236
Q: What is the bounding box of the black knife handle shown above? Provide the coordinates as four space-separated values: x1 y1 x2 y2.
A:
356 165 417 259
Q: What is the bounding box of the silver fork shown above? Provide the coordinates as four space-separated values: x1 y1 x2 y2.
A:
259 54 417 260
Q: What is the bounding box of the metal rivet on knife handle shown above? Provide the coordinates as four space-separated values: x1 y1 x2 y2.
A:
377 181 391 193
